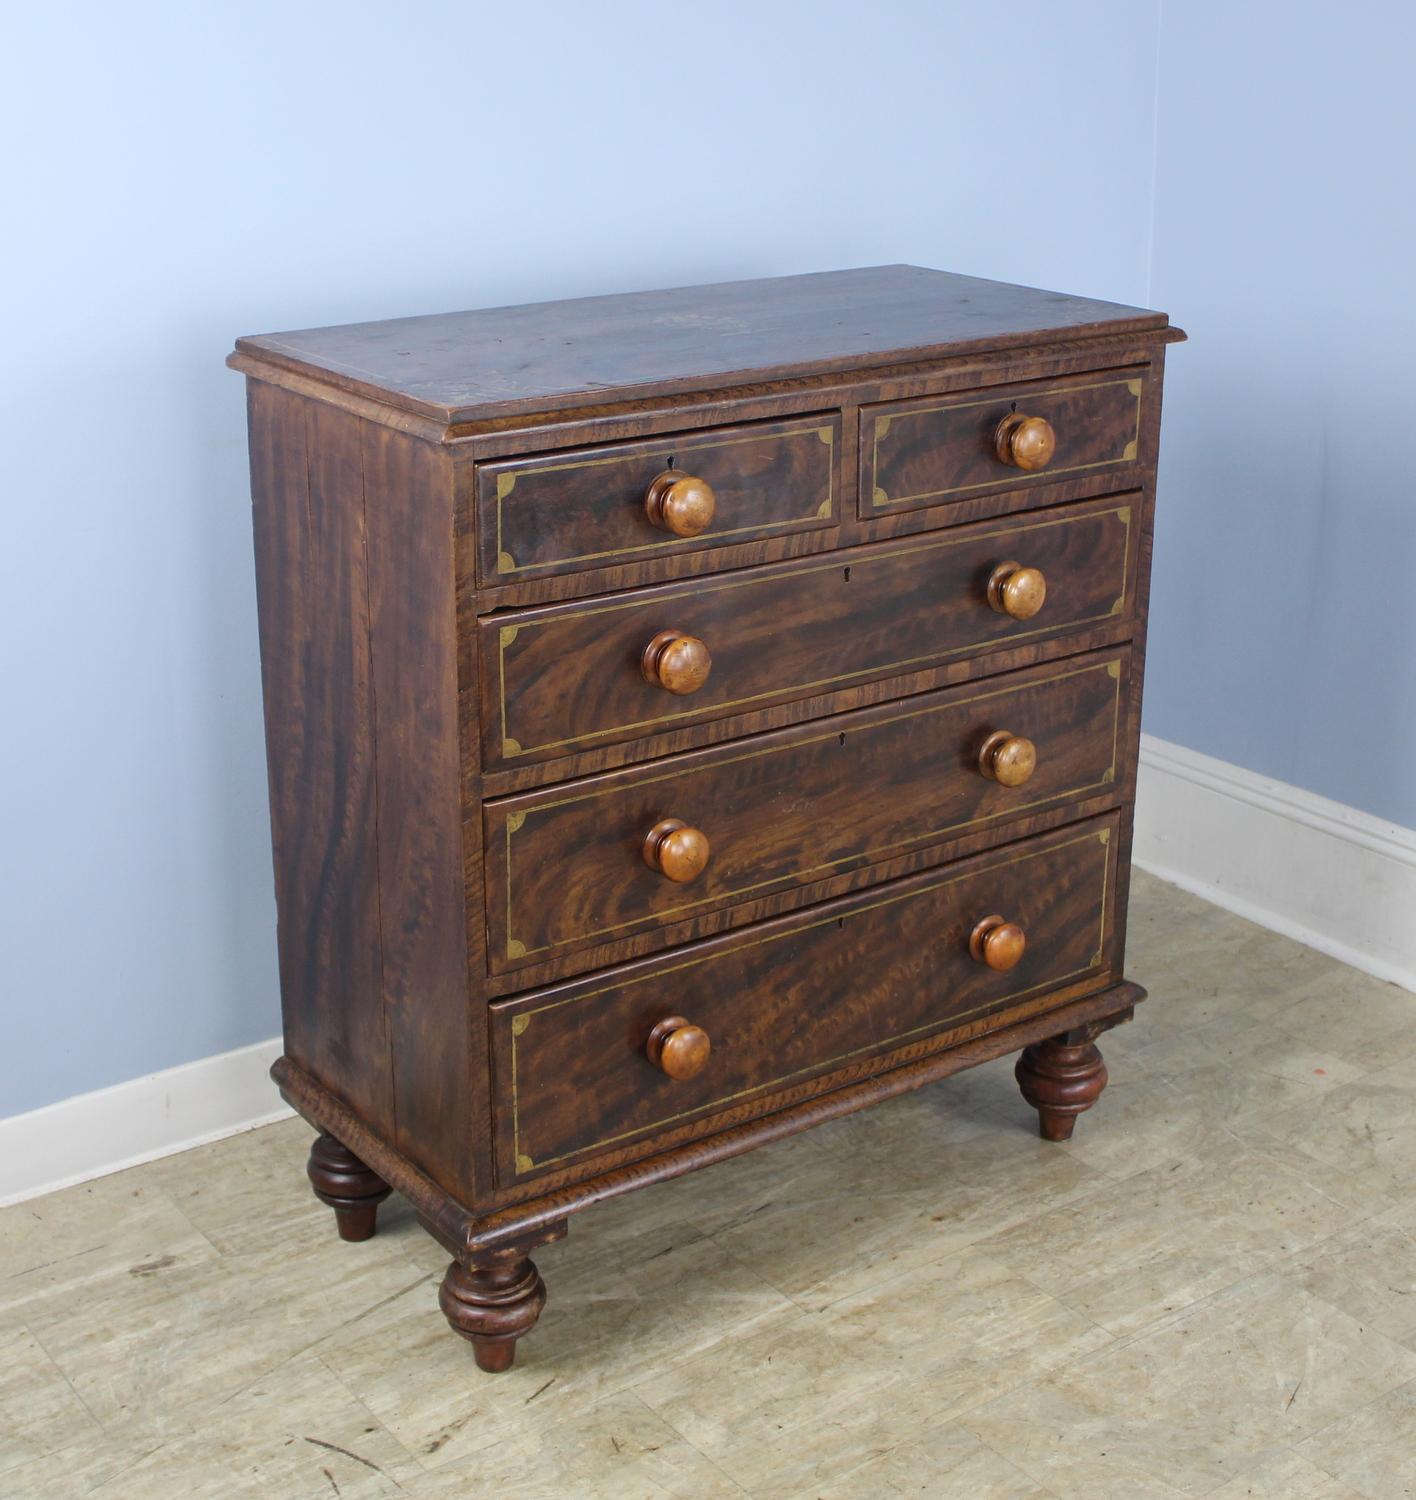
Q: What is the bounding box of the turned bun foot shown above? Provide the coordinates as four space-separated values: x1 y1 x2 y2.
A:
440 1253 548 1372
1015 1029 1110 1141
306 1133 392 1241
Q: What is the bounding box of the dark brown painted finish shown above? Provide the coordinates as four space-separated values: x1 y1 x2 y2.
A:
306 1133 391 1242
248 382 482 1206
234 264 1170 426
1015 1024 1112 1141
477 413 839 583
865 366 1144 518
449 331 1179 615
485 648 1129 977
247 385 393 1138
486 793 1133 1001
233 263 1182 1369
479 618 1137 800
485 494 1136 767
274 982 1142 1256
441 1247 550 1372
491 815 1119 1183
360 423 479 1203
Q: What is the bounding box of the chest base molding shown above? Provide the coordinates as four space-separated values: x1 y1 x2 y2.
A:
273 976 1142 1264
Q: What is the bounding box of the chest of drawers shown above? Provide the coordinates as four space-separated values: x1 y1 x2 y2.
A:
229 265 1183 1372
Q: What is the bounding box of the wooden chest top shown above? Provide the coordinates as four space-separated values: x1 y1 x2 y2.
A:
232 264 1169 425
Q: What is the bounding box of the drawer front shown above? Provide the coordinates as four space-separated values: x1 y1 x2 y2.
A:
484 495 1135 766
477 414 839 583
863 368 1144 519
491 816 1119 1182
487 648 1128 976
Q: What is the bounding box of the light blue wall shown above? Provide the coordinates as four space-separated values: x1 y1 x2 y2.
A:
2 1 1161 1116
1145 1 1416 827
11 0 1411 1120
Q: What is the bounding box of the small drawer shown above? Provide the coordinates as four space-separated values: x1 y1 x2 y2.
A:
477 414 839 583
490 815 1119 1183
486 648 1129 977
481 493 1136 767
862 367 1144 520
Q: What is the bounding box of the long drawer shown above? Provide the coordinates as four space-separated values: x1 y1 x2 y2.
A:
486 647 1129 977
490 815 1120 1183
481 494 1136 767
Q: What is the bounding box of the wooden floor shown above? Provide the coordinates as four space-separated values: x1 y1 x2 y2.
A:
5 871 1416 1499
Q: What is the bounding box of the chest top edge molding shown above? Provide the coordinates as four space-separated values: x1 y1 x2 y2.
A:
228 264 1184 436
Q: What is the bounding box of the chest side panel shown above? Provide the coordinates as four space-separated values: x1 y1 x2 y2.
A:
247 384 392 1134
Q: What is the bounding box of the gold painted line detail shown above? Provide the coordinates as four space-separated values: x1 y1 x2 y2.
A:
514 828 1106 1021
520 965 1101 1171
505 821 515 958
870 453 1132 510
498 505 1128 629
867 377 1143 508
504 659 1119 816
502 602 1114 759
870 376 1134 429
491 420 832 484
504 763 1115 958
498 512 833 575
1093 830 1114 969
490 422 837 575
495 506 1134 758
495 659 1125 958
510 830 1114 1169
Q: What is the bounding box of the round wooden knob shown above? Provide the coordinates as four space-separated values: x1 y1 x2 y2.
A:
986 561 1047 620
647 1016 711 1080
645 470 716 538
994 413 1056 471
642 818 711 883
641 630 712 694
977 730 1037 788
969 915 1027 971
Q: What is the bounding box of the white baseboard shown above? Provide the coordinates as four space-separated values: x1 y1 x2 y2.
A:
6 740 1409 1207
0 1036 292 1207
1135 733 1416 993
